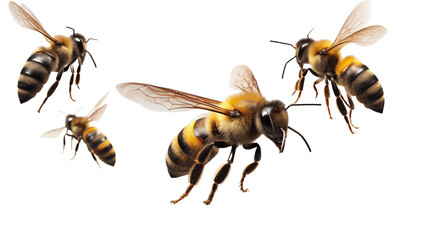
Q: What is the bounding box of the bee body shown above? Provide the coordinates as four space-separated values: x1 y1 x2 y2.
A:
336 56 384 113
117 65 317 204
272 1 387 133
42 94 114 167
9 2 95 112
82 126 116 167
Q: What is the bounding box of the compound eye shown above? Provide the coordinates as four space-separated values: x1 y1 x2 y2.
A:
260 109 273 135
75 37 84 53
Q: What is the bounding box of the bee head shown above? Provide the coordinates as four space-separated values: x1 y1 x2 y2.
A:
67 27 97 68
259 100 289 153
65 114 75 131
295 37 314 68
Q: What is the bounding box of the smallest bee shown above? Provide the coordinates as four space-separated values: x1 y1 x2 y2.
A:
42 93 116 167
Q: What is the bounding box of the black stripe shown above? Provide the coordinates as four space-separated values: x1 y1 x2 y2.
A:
97 143 113 155
89 136 107 150
355 74 379 95
342 64 368 84
28 51 55 70
177 129 193 156
20 67 46 84
85 130 100 142
364 85 384 102
18 79 40 92
102 153 116 166
167 144 183 166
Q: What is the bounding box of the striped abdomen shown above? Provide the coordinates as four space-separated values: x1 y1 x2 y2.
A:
337 57 384 113
83 126 116 166
18 50 57 103
166 117 218 178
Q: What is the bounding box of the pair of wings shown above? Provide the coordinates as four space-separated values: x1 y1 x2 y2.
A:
325 1 387 53
116 65 261 116
41 93 109 138
9 1 59 45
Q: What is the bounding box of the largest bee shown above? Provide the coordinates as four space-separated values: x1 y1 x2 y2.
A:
9 1 96 112
271 1 387 134
117 65 318 205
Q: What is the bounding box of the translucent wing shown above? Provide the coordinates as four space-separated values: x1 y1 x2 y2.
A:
86 93 109 118
327 25 387 52
88 104 107 122
116 82 235 116
9 1 58 44
230 65 261 95
41 126 66 139
328 1 386 52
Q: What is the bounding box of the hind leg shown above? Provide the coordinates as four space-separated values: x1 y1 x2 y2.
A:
171 143 216 204
203 142 237 205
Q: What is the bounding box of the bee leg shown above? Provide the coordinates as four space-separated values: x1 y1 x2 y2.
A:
88 149 101 168
324 79 333 119
313 76 324 99
62 133 74 154
240 143 261 192
38 68 65 113
346 94 359 129
292 68 307 104
203 142 236 205
331 80 355 134
68 65 76 101
71 139 82 160
171 144 215 204
75 64 82 90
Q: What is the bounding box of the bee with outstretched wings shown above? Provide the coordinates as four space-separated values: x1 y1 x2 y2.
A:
42 93 116 167
9 1 97 112
117 65 318 205
271 1 386 134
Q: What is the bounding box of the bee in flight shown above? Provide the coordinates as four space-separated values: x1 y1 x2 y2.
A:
271 1 387 134
117 65 319 205
9 1 97 112
41 93 116 167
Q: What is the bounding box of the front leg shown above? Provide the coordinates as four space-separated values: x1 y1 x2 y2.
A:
240 143 261 192
293 68 320 104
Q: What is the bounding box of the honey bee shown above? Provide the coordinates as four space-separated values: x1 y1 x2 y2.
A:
117 65 319 205
9 1 97 112
41 94 116 167
271 1 387 133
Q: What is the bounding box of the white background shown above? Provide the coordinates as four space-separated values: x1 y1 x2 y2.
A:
0 0 427 239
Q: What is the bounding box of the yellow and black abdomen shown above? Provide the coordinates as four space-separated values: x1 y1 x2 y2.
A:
83 126 116 166
18 50 57 103
166 117 218 178
336 56 384 113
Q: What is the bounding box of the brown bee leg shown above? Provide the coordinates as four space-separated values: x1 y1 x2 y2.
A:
38 68 65 112
313 77 324 99
331 80 354 134
68 65 76 101
240 143 261 192
292 68 307 103
346 94 359 129
324 79 333 119
62 133 74 154
88 150 101 168
171 144 215 204
71 139 82 160
75 64 81 89
203 143 236 205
